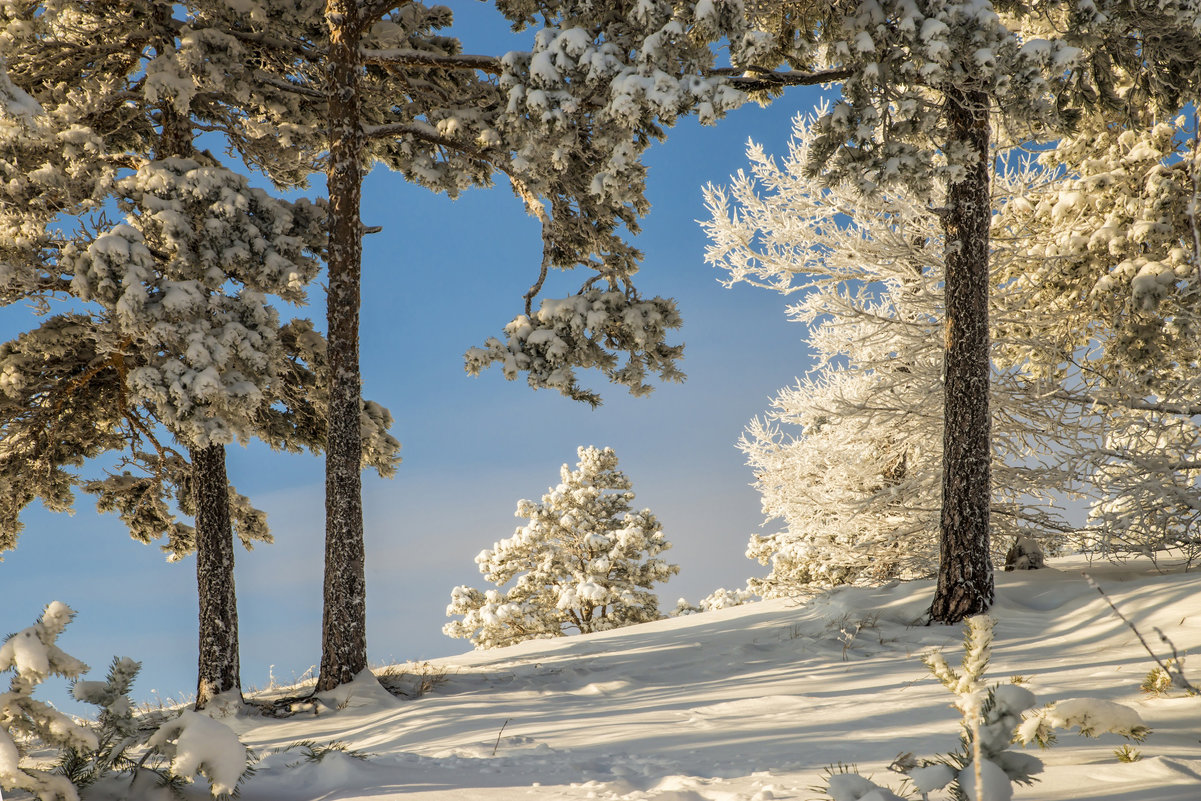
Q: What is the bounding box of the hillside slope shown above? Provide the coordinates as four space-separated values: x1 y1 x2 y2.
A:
93 557 1201 800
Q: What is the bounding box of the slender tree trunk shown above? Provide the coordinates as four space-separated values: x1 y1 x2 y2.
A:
192 444 243 709
317 0 369 691
929 88 995 623
149 18 247 706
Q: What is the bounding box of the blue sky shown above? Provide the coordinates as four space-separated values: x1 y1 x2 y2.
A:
1 4 833 711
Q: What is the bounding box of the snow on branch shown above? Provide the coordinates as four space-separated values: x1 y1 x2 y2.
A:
465 288 683 407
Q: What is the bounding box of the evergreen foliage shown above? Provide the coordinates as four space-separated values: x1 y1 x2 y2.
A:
0 602 97 801
445 446 678 649
0 1 400 704
59 657 143 792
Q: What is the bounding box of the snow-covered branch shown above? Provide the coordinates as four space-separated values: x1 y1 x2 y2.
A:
360 48 502 74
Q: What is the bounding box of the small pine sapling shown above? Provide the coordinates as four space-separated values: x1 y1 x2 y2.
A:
820 616 1149 801
920 616 1044 801
1113 744 1143 763
445 446 678 649
58 656 143 791
0 602 97 801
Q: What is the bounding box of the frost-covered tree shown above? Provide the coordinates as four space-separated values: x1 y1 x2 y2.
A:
0 2 399 708
994 118 1201 569
444 446 678 649
703 116 1076 594
694 0 1201 620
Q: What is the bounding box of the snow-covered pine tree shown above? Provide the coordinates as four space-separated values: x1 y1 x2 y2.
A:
445 446 678 649
737 0 1078 623
702 116 1075 594
233 0 842 690
0 1 399 709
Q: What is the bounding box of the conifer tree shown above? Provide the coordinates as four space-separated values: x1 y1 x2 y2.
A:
445 446 678 649
696 1 1201 621
0 1 399 708
261 0 841 689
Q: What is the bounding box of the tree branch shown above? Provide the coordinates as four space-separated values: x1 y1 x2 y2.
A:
360 48 503 74
362 120 491 157
707 67 852 90
1049 389 1201 417
219 26 324 62
358 0 412 27
252 70 326 99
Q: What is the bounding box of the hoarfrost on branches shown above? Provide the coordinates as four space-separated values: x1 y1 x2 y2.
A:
702 115 1074 595
995 117 1201 569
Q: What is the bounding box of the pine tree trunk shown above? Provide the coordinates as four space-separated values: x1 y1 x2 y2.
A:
192 444 243 709
929 88 995 624
317 0 369 692
150 20 246 707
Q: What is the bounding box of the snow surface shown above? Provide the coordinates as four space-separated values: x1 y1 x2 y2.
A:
23 557 1201 800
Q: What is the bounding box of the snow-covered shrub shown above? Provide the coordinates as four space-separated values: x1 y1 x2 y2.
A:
0 601 249 800
144 710 248 797
671 587 758 616
444 446 678 649
0 602 98 801
820 616 1148 801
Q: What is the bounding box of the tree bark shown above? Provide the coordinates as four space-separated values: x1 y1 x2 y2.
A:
929 88 995 623
317 0 369 691
192 444 243 709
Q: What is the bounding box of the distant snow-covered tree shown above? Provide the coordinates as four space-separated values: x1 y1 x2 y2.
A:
702 116 1075 595
445 446 678 649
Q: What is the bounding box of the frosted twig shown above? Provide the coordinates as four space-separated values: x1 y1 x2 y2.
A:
1084 573 1198 694
491 718 511 756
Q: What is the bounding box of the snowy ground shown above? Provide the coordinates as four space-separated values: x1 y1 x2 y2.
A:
44 557 1201 799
